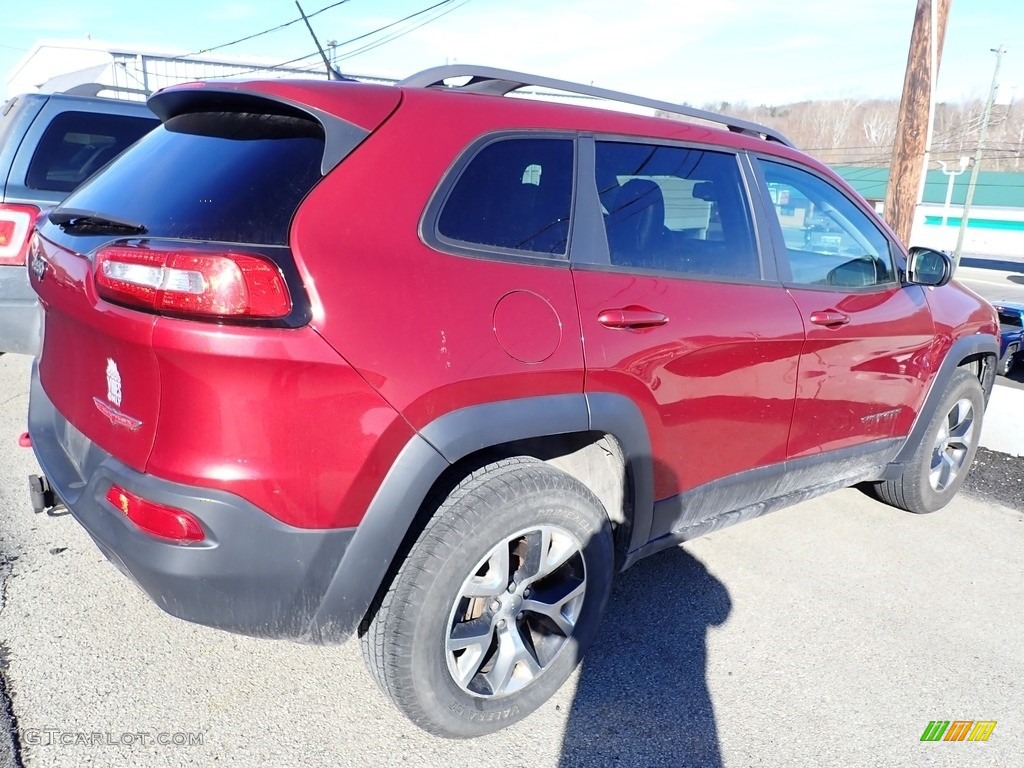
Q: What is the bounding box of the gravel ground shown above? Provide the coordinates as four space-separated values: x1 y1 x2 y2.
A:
963 447 1024 511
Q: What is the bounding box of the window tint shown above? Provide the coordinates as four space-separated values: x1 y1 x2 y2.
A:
26 110 158 193
437 138 573 256
594 142 758 279
760 160 895 288
998 310 1022 328
56 111 324 245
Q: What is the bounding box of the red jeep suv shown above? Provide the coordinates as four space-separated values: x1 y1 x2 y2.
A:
27 66 999 737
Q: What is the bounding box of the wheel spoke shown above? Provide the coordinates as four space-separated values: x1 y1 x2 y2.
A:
947 436 971 452
483 622 542 695
541 528 578 576
448 618 494 686
949 413 974 442
929 398 977 492
931 452 958 490
466 544 511 597
523 579 585 636
448 617 494 652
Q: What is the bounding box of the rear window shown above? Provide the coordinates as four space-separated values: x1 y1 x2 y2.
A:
56 111 325 245
26 110 158 193
998 310 1022 328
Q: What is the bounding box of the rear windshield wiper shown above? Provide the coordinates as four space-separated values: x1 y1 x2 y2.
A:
49 208 148 235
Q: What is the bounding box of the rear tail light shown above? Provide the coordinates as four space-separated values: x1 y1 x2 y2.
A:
0 203 40 267
94 245 291 319
105 484 206 542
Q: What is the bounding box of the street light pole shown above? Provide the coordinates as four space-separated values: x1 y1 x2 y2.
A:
938 156 970 227
953 44 1006 265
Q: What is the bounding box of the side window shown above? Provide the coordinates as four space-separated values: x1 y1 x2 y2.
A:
594 141 759 279
26 111 158 193
760 160 895 288
436 138 573 256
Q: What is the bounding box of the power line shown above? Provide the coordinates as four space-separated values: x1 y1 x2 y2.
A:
336 0 474 61
189 0 472 80
332 0 462 51
184 0 354 57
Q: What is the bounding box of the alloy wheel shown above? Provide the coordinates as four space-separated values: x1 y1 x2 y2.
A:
929 397 976 492
445 525 587 697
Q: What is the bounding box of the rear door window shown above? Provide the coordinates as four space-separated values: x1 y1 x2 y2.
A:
26 110 158 193
55 111 325 245
594 141 760 279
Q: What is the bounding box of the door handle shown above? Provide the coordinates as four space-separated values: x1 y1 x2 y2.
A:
598 308 669 329
809 310 850 327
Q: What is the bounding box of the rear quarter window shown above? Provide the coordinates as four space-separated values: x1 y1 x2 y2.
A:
26 110 158 193
434 137 574 257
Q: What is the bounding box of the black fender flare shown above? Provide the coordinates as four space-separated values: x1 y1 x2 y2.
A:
886 333 999 473
304 392 654 642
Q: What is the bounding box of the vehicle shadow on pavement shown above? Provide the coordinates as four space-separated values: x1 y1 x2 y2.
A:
559 546 730 767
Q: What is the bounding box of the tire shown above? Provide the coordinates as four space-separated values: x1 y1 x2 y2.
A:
360 457 615 738
997 344 1017 376
873 369 985 514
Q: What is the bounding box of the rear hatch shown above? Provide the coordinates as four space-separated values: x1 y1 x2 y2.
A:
31 81 400 472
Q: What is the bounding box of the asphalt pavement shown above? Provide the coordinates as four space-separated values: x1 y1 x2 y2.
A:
0 346 1022 767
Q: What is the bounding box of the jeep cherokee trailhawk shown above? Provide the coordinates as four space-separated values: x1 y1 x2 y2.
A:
26 66 999 737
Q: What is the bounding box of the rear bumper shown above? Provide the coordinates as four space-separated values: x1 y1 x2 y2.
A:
28 362 356 640
0 265 41 355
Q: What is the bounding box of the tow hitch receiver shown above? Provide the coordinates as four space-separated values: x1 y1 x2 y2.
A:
28 474 58 514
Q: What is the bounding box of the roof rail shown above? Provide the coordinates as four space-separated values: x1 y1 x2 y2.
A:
398 65 794 148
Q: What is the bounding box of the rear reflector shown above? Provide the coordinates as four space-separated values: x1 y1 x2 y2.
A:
105 484 206 542
95 245 291 319
0 203 40 267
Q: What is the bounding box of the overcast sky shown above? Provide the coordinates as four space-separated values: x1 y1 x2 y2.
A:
1 0 1021 105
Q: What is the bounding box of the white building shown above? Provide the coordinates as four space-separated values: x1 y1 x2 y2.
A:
5 39 651 117
5 39 395 99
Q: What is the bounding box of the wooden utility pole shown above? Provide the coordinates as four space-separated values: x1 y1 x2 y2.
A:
884 0 952 245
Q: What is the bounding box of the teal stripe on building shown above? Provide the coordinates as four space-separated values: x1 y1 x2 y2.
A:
833 166 1024 209
922 215 1024 231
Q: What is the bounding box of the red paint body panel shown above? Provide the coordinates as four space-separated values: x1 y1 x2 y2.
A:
573 271 804 499
145 318 414 528
924 279 1000 357
785 285 937 457
34 234 159 472
290 94 588 430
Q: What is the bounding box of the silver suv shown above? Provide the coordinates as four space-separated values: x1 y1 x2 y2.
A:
0 88 157 355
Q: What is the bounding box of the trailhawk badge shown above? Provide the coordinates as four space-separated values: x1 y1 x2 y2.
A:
93 358 141 431
106 358 122 406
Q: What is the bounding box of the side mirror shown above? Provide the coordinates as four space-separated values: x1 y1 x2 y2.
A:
906 246 953 287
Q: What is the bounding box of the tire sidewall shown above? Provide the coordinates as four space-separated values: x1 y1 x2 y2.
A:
406 484 613 737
